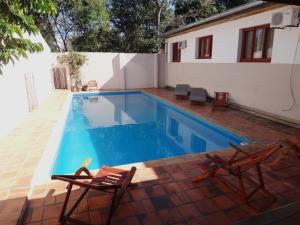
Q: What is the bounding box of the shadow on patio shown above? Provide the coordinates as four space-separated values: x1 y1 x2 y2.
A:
22 145 300 225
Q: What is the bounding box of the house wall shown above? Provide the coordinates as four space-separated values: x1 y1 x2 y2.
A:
0 33 53 139
166 5 300 125
54 53 158 90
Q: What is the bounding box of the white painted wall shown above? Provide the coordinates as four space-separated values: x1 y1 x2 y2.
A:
167 6 300 64
168 63 300 124
121 53 157 89
0 33 53 139
166 5 300 125
79 53 123 89
53 53 158 90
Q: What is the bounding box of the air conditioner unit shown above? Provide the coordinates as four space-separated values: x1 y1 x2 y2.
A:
271 7 300 28
178 40 187 49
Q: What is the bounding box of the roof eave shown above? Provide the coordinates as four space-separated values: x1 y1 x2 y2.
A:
160 1 274 39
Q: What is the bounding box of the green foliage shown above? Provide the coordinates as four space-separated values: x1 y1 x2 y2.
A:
110 0 172 53
221 0 253 9
36 0 110 52
65 0 251 53
171 0 221 27
57 51 87 88
35 0 254 54
168 0 254 30
72 29 121 52
0 0 56 74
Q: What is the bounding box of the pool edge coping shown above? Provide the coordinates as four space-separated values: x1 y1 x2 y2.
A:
31 89 252 186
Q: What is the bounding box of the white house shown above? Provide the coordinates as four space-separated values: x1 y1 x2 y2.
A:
161 1 300 128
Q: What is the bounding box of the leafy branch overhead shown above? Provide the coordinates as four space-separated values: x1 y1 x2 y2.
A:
1 0 253 73
35 0 110 52
0 0 57 74
37 0 252 53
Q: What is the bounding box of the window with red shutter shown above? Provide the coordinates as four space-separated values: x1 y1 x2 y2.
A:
172 42 181 62
197 35 213 59
240 24 274 62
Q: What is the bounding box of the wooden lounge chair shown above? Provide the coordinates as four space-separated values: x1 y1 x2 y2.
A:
51 159 136 225
193 141 287 204
88 80 98 91
175 84 190 98
189 88 207 103
213 92 229 109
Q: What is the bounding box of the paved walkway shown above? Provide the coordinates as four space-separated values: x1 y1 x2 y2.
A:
146 89 299 144
0 90 69 225
1 88 300 225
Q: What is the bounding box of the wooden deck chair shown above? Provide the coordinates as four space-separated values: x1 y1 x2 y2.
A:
213 92 229 109
88 80 98 91
193 142 286 204
51 159 136 225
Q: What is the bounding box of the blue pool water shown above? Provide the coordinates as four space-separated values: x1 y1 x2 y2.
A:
51 91 249 174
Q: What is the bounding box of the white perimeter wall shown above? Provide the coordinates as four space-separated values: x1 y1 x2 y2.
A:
0 33 53 139
166 5 300 125
53 53 158 90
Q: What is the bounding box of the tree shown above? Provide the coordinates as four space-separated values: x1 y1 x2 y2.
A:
170 0 223 28
168 0 254 29
110 0 172 53
156 0 173 35
0 0 56 74
34 0 253 54
36 0 110 52
71 29 121 52
221 0 253 9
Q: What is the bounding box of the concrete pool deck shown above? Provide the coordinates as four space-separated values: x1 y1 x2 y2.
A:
0 90 69 225
0 88 299 225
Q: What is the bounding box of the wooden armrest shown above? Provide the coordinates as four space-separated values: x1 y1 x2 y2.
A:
52 176 121 190
51 175 93 180
205 154 229 169
229 143 249 163
53 159 94 190
230 143 249 155
72 159 94 178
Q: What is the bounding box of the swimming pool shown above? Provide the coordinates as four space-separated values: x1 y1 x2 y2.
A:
51 91 249 174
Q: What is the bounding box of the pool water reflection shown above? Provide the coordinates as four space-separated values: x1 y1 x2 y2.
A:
52 91 248 174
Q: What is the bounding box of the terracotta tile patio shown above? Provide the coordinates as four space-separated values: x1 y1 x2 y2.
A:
1 88 300 225
0 90 69 225
23 153 300 225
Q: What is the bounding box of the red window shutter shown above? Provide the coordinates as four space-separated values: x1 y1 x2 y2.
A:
240 24 273 62
197 35 213 59
172 43 181 62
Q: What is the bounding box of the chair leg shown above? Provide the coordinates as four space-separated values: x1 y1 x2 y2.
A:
59 184 73 222
256 164 265 188
106 189 118 225
59 187 89 224
256 165 276 200
238 175 248 204
64 188 89 219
